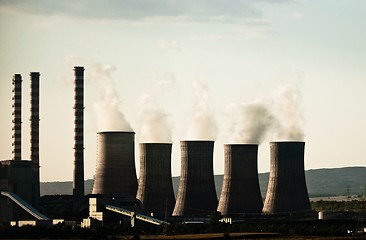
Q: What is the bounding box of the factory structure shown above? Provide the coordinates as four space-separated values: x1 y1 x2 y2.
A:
0 67 315 227
0 73 42 222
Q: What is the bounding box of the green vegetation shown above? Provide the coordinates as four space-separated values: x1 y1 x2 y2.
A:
311 200 366 212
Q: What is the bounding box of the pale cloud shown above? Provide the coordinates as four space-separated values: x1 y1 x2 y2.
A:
158 40 182 52
0 0 293 24
189 18 275 41
293 12 303 19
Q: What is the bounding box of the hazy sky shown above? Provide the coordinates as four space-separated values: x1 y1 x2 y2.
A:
1 0 365 182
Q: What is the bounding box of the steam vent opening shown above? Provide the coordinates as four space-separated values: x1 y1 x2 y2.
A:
92 131 138 199
217 144 263 216
262 141 311 215
173 140 218 217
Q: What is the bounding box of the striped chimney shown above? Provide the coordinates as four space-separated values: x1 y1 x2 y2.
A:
12 74 22 161
73 66 85 198
30 72 40 206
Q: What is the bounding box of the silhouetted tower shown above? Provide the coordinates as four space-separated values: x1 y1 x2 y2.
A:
73 66 85 198
92 131 138 199
173 141 217 217
30 72 40 207
12 74 22 161
262 141 311 214
136 143 175 217
217 144 263 216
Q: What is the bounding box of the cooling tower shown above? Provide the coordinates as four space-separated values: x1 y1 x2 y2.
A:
262 141 311 214
12 74 22 161
30 72 40 207
217 144 263 216
73 66 85 198
173 141 217 217
136 143 175 217
92 131 138 199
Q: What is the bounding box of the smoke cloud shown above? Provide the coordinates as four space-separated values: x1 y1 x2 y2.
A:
137 91 172 143
92 63 132 132
186 80 218 140
272 84 304 141
228 99 275 144
227 84 304 143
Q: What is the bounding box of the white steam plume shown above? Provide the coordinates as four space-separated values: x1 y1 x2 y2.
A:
227 84 304 143
228 99 275 144
186 80 218 140
92 63 132 132
272 84 304 141
137 92 172 143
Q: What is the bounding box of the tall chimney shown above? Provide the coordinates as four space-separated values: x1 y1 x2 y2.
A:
12 74 22 161
217 144 263 216
73 66 85 198
173 141 217 217
136 143 176 217
30 72 40 207
262 141 311 214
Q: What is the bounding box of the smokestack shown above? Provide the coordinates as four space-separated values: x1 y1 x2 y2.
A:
92 131 138 199
217 144 263 216
73 66 85 198
173 141 217 217
30 72 40 207
12 74 22 161
136 143 175 217
262 141 311 214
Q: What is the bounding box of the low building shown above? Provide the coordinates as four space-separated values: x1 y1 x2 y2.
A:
0 160 37 222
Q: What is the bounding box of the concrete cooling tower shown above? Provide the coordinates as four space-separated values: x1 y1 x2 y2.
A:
173 141 217 217
262 141 311 214
136 143 175 217
217 144 263 216
92 131 138 199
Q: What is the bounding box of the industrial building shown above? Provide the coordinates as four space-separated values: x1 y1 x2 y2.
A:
1 67 319 229
0 160 36 221
0 73 42 222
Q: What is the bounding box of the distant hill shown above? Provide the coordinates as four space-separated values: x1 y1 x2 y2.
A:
40 167 366 198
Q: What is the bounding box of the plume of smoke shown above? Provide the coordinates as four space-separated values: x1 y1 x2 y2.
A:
227 84 304 143
137 93 172 143
228 99 275 144
92 63 132 132
272 84 304 141
186 80 218 140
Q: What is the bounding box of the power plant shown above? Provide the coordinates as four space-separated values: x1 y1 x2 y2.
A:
217 144 263 216
73 66 85 198
173 141 218 217
0 73 41 220
262 141 311 214
1 67 320 231
136 143 175 217
92 131 138 199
